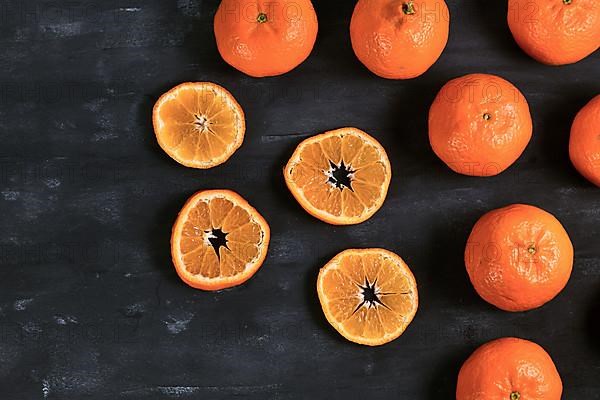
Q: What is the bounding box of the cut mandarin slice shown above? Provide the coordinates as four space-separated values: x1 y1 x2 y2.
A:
284 127 391 225
153 82 245 169
317 248 418 346
171 190 270 291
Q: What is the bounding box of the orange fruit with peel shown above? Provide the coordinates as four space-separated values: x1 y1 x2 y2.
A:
429 73 533 176
465 204 573 312
214 0 318 77
508 0 600 65
350 0 450 79
171 189 270 291
153 82 245 169
569 94 600 187
284 127 392 225
457 337 563 400
317 248 418 346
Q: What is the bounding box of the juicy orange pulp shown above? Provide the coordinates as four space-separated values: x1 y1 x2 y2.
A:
171 190 270 291
317 249 418 346
284 128 391 225
153 82 245 169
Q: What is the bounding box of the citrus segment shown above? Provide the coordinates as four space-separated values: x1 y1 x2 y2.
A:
171 190 269 291
284 128 391 225
153 82 245 169
317 249 418 346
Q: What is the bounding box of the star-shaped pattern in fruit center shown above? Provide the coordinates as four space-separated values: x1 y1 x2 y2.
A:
326 160 355 191
352 277 397 314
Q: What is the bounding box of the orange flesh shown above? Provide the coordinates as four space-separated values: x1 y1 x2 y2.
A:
318 249 418 346
172 190 269 290
285 128 391 225
153 82 245 169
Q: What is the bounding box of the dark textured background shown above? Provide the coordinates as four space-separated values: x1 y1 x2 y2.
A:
0 0 598 398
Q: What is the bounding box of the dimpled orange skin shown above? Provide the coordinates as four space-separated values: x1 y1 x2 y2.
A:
214 0 318 77
569 95 600 187
350 0 450 79
429 74 533 177
465 204 573 312
457 337 563 400
508 0 600 66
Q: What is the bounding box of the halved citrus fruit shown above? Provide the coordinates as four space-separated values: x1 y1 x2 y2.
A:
284 127 392 225
171 189 270 291
317 248 418 346
153 82 245 169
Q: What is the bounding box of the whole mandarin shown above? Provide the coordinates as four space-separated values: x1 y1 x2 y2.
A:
465 204 573 312
569 95 600 186
508 0 600 65
429 74 533 177
214 0 318 77
457 337 562 400
350 0 450 79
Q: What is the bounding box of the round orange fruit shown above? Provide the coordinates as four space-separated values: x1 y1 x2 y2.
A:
465 204 573 312
429 74 533 176
214 0 318 77
350 0 450 79
317 248 418 346
284 127 392 225
171 189 270 291
508 0 600 65
457 337 563 400
153 82 245 169
569 94 600 187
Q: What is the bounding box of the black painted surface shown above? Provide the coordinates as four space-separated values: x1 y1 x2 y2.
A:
0 0 598 398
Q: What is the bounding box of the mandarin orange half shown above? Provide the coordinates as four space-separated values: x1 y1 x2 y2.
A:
153 82 245 169
317 248 418 346
284 127 392 225
171 190 270 291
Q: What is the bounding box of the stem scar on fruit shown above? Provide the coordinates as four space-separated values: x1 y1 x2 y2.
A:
483 113 492 121
257 12 268 23
402 1 416 15
510 392 521 400
563 0 572 5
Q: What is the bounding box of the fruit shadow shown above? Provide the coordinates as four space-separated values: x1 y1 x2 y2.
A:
422 210 486 307
425 345 472 399
309 0 361 76
144 192 193 286
536 93 596 184
382 78 450 197
471 0 522 57
585 283 600 356
180 1 229 76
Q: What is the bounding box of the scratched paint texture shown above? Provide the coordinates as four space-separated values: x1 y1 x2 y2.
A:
0 0 599 399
